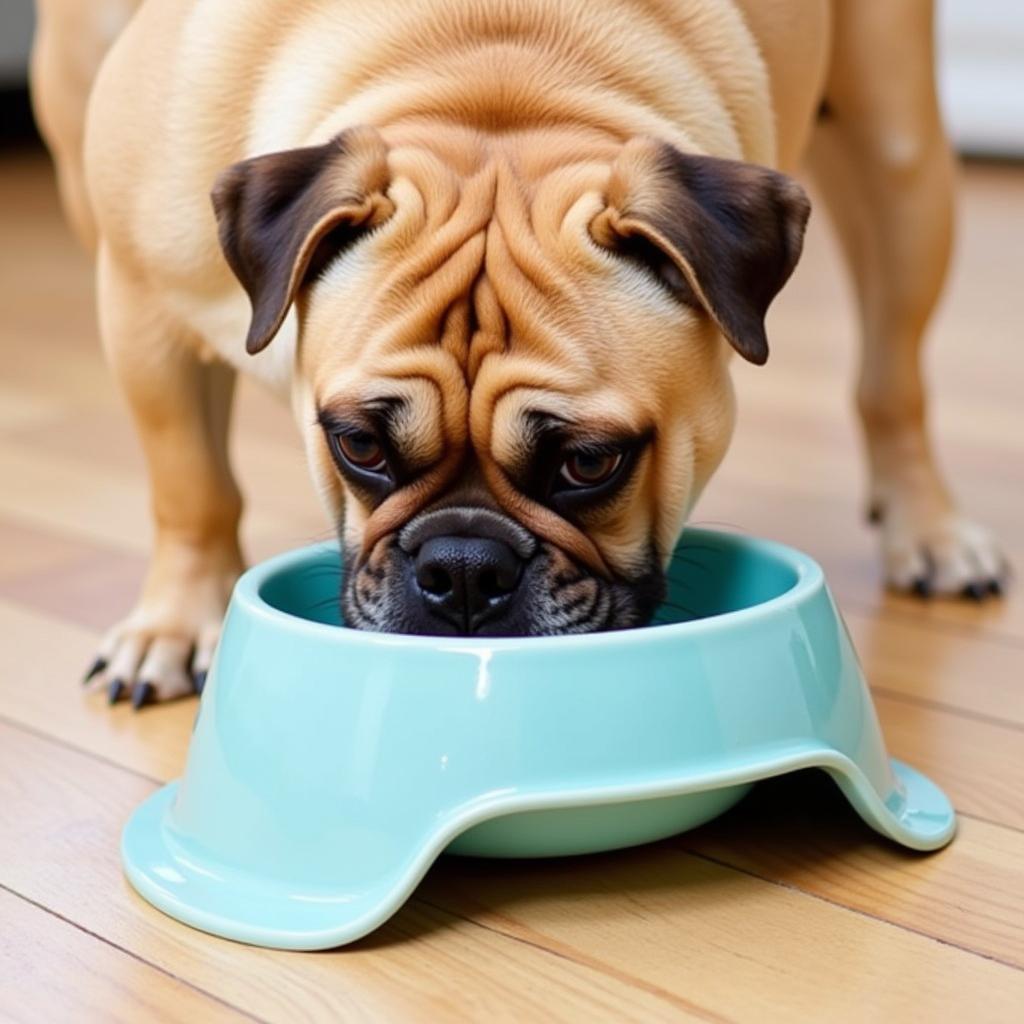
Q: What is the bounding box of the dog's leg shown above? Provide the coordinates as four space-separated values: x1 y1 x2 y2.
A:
807 0 1006 598
87 247 244 706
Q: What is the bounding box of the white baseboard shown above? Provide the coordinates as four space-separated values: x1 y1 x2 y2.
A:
939 0 1024 156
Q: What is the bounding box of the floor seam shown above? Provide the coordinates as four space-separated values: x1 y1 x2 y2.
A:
0 881 269 1023
958 810 1024 835
840 598 1024 652
0 713 164 785
680 847 1024 972
414 896 734 1024
869 686 1024 734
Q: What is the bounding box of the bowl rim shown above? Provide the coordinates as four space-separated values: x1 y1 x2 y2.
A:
233 528 826 653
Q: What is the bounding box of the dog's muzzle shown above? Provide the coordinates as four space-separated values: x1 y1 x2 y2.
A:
396 507 538 636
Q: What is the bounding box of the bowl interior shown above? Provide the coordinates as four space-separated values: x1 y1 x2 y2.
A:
257 529 802 631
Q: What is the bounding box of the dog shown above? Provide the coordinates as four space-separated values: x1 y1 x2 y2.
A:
32 0 1006 706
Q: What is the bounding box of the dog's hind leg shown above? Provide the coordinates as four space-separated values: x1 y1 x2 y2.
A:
30 0 140 250
85 247 244 707
806 0 1006 598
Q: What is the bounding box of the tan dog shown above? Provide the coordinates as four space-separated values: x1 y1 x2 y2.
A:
32 0 1006 706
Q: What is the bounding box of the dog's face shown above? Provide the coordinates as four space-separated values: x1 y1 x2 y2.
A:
213 126 808 635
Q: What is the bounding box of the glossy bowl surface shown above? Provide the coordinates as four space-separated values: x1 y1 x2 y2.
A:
122 529 955 950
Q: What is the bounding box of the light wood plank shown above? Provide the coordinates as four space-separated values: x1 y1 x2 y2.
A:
682 771 1024 969
2 596 1024 976
0 518 145 631
0 889 251 1024
3 721 1023 1024
0 596 195 781
420 843 1024 1024
0 517 124 585
0 440 153 554
844 607 1024 728
873 691 1024 830
0 724 711 1024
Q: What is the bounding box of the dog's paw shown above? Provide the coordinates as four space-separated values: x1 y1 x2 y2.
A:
873 503 1009 599
83 547 242 708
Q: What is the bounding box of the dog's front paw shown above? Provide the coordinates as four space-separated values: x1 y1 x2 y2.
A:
83 541 243 708
872 500 1008 600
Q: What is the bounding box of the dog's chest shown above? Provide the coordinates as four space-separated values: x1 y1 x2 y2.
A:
182 290 298 399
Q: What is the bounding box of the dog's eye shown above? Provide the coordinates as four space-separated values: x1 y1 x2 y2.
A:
559 451 623 488
335 431 387 473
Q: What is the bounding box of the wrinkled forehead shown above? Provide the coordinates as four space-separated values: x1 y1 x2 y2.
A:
302 144 684 415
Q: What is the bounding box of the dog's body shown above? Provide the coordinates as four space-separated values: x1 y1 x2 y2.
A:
33 0 1005 703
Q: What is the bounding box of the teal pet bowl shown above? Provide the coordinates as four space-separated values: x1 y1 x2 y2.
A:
122 529 955 950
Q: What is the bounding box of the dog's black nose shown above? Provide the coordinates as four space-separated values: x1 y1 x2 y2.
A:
413 535 523 633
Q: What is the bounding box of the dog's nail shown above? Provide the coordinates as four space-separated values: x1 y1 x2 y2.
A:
866 503 884 525
193 669 208 696
989 578 1003 597
911 578 933 599
962 582 987 602
83 656 107 685
131 681 155 711
107 678 125 704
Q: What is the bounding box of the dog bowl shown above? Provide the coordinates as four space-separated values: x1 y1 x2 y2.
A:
122 529 955 950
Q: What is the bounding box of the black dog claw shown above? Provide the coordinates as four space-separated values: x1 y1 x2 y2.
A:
131 682 155 711
911 577 933 599
962 582 987 602
83 656 107 685
193 670 208 696
107 678 125 704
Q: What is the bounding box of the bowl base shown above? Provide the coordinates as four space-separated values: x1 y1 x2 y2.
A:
444 784 753 858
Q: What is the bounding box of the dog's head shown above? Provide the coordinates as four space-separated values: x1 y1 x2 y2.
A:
212 125 808 635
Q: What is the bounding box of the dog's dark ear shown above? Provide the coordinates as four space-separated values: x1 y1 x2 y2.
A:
591 138 810 365
211 126 393 354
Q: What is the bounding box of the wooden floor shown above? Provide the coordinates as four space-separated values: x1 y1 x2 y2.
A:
1 144 1022 1023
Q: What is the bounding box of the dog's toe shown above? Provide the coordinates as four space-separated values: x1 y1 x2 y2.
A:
87 631 146 700
84 627 215 706
880 512 1009 601
136 636 195 704
81 551 238 707
882 540 932 594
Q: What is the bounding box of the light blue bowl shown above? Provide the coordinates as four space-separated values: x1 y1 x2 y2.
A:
122 529 955 950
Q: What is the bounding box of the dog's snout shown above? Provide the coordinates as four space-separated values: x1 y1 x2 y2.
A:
413 536 523 632
398 506 536 559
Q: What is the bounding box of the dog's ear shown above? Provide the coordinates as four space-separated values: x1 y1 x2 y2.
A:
211 126 393 354
591 138 810 365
